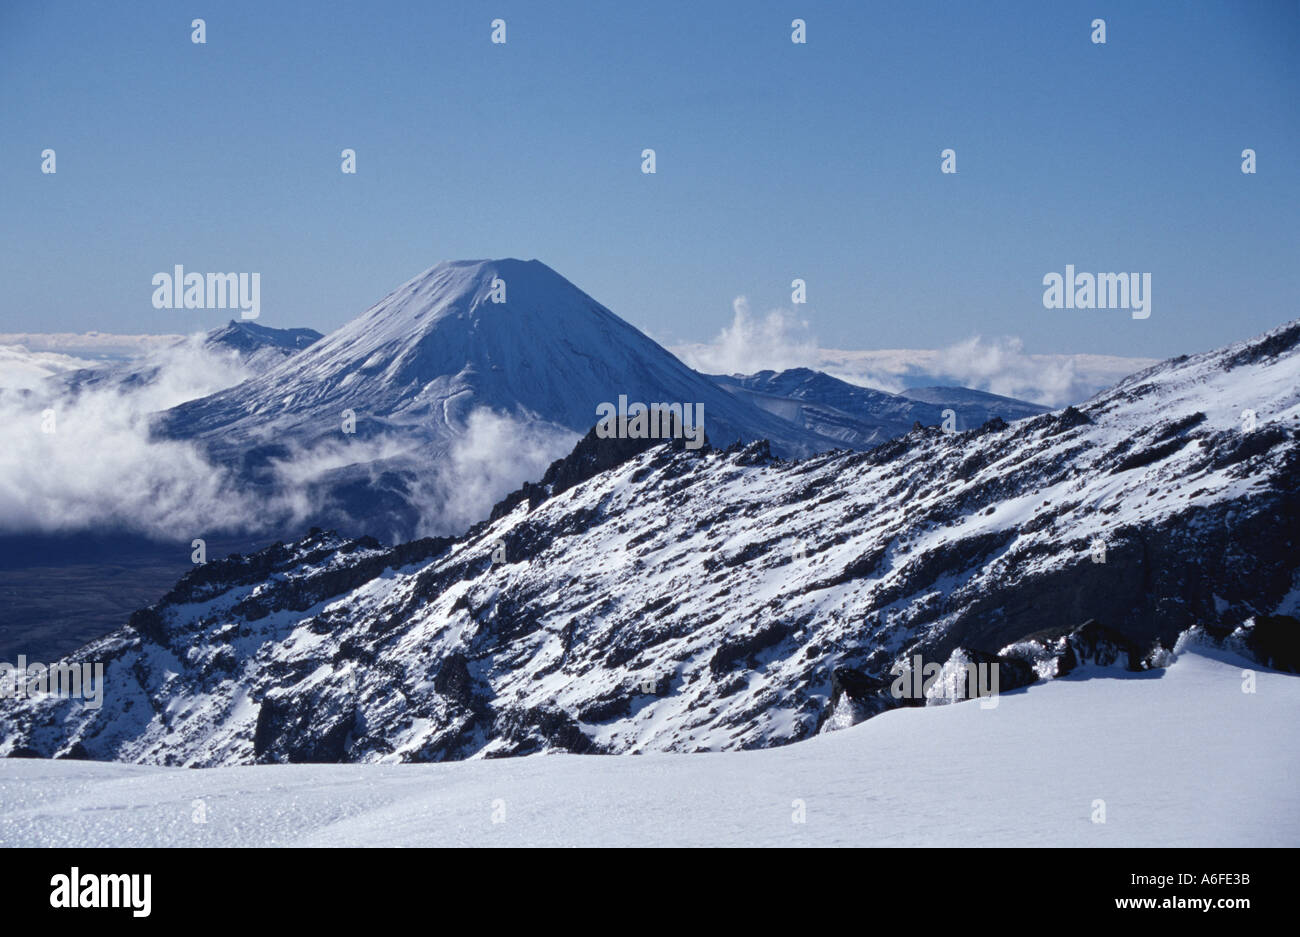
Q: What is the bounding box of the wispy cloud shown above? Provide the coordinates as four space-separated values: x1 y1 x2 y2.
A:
0 337 267 538
0 334 577 541
0 332 184 360
0 345 98 391
673 296 818 376
411 409 577 537
671 297 1157 407
1 396 245 540
929 336 1099 406
819 339 1158 407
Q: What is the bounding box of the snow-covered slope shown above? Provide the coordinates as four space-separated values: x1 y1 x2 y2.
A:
204 320 322 355
1 646 1294 847
2 318 1297 766
711 367 1046 446
897 384 1049 424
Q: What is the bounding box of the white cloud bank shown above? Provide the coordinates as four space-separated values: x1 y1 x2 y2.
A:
0 332 184 360
0 337 267 538
414 409 577 537
672 296 1159 408
676 296 819 376
0 338 576 542
261 409 576 540
0 346 99 391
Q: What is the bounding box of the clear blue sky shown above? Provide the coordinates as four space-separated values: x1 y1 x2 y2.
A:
1 0 1296 358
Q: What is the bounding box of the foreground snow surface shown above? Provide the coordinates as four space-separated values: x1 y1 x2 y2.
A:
2 649 1295 847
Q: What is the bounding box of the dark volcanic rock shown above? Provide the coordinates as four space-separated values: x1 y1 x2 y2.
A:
1244 615 1300 673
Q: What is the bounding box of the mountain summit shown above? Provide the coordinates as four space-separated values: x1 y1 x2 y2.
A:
159 259 838 454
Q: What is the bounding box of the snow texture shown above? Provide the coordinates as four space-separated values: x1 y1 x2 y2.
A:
1 648 1293 847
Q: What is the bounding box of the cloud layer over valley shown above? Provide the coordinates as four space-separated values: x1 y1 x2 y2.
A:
672 297 1158 407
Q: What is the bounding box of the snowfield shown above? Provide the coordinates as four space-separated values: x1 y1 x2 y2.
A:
2 647 1295 848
